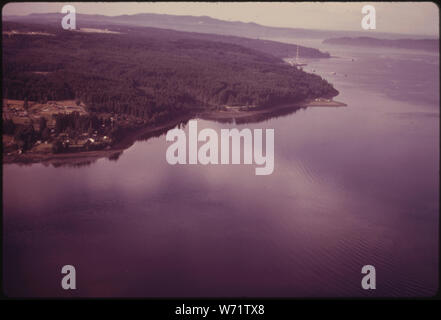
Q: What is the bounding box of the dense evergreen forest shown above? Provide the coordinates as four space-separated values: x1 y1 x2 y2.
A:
3 21 338 122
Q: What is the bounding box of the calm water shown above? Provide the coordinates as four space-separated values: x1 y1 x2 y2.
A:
3 42 439 297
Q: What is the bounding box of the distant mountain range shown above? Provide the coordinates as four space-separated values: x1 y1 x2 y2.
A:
323 37 438 51
4 12 434 41
3 13 333 59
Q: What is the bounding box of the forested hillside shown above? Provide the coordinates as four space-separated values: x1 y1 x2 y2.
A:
3 21 337 122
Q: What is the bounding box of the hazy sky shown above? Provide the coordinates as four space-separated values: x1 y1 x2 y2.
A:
2 2 439 36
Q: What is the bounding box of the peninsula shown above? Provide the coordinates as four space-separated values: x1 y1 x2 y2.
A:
3 20 341 165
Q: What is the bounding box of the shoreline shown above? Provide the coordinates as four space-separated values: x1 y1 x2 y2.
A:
3 98 346 166
300 98 347 107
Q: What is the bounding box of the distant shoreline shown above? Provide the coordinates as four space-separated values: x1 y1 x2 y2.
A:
3 98 346 166
323 37 438 52
300 98 347 107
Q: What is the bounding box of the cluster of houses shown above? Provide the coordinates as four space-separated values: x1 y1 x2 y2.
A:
55 131 113 152
3 99 117 156
41 101 86 115
3 105 29 118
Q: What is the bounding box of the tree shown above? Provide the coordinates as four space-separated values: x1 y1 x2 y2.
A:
41 127 51 141
14 124 36 151
39 117 47 133
23 97 29 111
3 119 16 135
52 139 64 153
